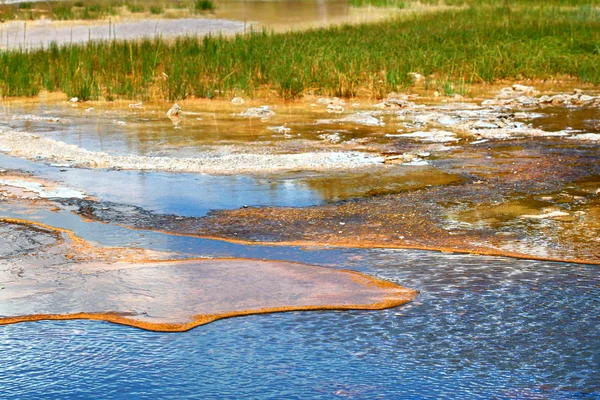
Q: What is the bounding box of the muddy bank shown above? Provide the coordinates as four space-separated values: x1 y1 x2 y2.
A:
0 219 416 331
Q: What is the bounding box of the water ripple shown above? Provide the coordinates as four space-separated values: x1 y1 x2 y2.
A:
0 250 598 399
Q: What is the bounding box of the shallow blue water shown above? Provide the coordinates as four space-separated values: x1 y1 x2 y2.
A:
1 250 598 399
0 153 323 216
1 129 599 398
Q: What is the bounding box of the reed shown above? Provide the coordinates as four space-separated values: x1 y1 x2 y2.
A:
0 2 598 100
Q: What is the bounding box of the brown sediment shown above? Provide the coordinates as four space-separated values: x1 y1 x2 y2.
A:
68 202 600 266
0 294 412 334
116 227 600 266
0 219 417 332
68 143 600 265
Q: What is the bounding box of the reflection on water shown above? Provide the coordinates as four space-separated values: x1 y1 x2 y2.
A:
0 153 324 216
0 98 394 156
300 167 462 201
1 88 599 397
217 0 404 31
0 0 411 50
0 249 597 399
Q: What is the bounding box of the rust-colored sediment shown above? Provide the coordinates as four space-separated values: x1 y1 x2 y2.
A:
110 145 600 265
0 283 415 333
65 143 599 266
0 219 416 332
78 195 600 266
0 298 412 333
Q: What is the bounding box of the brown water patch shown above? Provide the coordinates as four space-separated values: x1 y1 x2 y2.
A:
0 218 416 331
454 176 600 263
295 166 462 202
530 107 600 134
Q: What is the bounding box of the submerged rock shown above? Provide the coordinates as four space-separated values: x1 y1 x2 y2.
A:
387 129 459 143
240 106 275 120
327 104 345 114
317 97 345 106
10 114 69 123
520 210 571 220
567 133 600 141
340 112 384 127
317 112 384 127
383 152 430 165
318 132 343 144
487 86 600 108
167 103 183 126
166 103 183 118
268 125 291 134
375 97 416 110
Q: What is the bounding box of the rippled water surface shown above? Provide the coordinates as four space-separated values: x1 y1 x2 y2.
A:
1 88 599 398
1 250 598 399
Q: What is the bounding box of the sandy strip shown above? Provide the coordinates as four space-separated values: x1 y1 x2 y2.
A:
0 129 385 174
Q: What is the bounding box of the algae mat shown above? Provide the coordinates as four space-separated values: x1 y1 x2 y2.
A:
0 220 416 332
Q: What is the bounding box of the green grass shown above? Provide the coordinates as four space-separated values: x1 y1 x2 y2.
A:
194 0 216 12
149 5 163 15
0 2 598 100
126 3 146 13
350 0 407 8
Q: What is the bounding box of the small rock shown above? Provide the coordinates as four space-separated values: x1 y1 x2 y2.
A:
231 97 245 105
327 104 345 113
471 121 499 130
567 133 600 141
167 104 183 126
318 132 343 143
166 103 182 118
240 106 275 120
409 72 423 82
520 210 570 220
268 124 291 134
129 102 143 109
512 84 536 94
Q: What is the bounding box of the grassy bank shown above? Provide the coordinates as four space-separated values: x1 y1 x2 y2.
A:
0 2 598 100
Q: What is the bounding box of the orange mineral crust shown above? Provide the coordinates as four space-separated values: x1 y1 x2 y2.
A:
0 219 416 332
0 259 416 332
